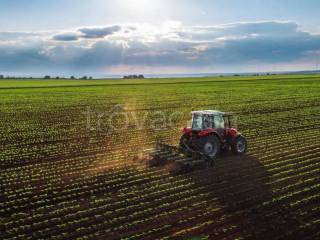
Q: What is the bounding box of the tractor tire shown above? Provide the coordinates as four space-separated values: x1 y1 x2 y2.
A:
197 135 221 159
231 135 247 155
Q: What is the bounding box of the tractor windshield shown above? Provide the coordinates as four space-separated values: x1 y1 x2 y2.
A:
192 114 203 130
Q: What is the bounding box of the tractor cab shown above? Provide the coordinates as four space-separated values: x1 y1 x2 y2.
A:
191 110 236 131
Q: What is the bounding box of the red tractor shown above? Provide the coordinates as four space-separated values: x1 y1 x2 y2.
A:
149 110 247 170
179 110 247 159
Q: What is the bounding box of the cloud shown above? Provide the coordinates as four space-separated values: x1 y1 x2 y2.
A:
79 26 121 39
1 21 320 74
0 41 50 73
53 32 80 41
52 25 122 41
0 32 43 41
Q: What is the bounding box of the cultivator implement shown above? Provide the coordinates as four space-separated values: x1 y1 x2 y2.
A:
146 142 215 173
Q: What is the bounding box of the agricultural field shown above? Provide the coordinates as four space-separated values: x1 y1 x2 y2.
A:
1 75 320 239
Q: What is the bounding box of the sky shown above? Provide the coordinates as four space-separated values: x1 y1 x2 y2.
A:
0 0 320 76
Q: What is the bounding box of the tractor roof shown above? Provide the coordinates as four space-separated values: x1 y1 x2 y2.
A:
191 110 234 116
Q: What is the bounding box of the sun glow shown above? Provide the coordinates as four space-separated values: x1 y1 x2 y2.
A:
127 0 150 8
116 0 159 15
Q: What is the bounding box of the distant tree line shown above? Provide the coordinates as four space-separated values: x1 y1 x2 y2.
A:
44 76 93 80
123 75 145 79
0 75 94 80
0 75 36 79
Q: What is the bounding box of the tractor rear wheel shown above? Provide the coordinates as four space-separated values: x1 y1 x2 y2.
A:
197 135 221 159
231 135 247 155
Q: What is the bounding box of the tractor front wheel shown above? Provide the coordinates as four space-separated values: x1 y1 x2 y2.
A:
231 135 247 155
